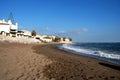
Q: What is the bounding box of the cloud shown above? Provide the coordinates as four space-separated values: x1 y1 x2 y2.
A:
54 28 88 37
59 30 66 33
44 27 51 31
60 28 88 34
82 28 88 32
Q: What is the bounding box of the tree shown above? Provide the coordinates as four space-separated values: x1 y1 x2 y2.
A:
54 36 61 42
68 38 72 41
63 37 66 41
31 30 36 37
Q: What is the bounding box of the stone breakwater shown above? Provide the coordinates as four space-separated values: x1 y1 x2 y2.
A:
0 35 41 44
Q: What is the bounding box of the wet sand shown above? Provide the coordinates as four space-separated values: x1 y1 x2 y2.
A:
0 42 120 80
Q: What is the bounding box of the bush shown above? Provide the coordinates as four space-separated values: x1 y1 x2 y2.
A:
31 30 36 37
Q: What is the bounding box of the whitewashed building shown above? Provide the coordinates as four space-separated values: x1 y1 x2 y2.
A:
0 19 18 36
21 30 31 38
60 38 72 43
35 35 52 42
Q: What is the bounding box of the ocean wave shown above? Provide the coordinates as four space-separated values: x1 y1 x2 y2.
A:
60 44 120 60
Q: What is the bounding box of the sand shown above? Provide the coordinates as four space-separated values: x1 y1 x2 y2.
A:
0 42 120 80
0 42 52 80
34 44 120 80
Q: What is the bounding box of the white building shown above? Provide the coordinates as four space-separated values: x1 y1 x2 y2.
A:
0 19 18 36
17 31 24 38
21 30 31 38
42 38 52 42
35 35 52 42
60 38 72 43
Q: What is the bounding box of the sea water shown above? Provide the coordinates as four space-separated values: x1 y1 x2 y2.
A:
59 43 120 65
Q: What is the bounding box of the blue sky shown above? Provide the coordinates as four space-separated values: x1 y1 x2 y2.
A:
0 0 120 42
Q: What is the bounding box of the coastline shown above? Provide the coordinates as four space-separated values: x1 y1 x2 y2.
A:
58 44 120 67
0 42 120 80
34 44 120 80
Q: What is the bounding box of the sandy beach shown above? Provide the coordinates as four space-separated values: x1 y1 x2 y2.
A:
0 42 120 80
0 42 52 80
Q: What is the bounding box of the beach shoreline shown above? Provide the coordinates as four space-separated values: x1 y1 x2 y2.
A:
0 42 120 80
34 44 120 80
58 44 120 67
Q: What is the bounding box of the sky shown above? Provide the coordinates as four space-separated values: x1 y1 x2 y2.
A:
0 0 120 42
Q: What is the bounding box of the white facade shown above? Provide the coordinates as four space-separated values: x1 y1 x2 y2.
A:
21 30 31 37
0 19 18 36
35 35 52 42
0 24 10 35
0 19 10 35
42 38 52 42
65 38 70 42
60 38 72 43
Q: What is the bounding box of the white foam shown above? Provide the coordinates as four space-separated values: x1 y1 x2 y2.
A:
61 44 120 60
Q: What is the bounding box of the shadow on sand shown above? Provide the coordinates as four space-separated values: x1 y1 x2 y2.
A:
99 62 120 70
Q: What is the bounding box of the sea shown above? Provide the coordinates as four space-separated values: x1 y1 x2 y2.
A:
58 42 120 65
